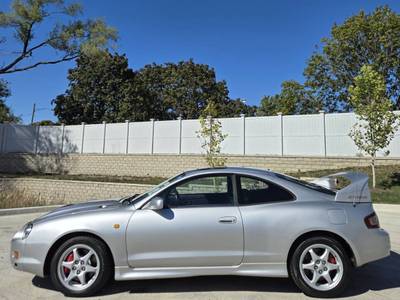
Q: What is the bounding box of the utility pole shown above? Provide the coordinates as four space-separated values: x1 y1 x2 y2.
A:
30 103 36 124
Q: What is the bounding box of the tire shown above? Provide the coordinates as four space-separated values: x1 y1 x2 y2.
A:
50 236 113 297
289 236 352 298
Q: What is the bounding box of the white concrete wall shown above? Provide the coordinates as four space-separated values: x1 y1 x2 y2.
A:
245 116 281 155
283 114 324 156
1 111 399 157
220 117 243 155
37 126 63 154
153 120 180 154
325 113 358 156
3 125 36 153
63 125 82 153
105 122 127 154
181 119 202 154
83 124 103 154
128 121 152 154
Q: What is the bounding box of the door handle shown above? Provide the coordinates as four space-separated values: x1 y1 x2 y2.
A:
218 216 237 224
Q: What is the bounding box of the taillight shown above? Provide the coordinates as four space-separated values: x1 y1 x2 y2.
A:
364 212 380 229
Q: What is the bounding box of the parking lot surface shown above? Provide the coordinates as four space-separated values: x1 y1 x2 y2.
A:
0 204 399 299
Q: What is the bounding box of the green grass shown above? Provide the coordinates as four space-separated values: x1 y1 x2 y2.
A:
288 165 400 204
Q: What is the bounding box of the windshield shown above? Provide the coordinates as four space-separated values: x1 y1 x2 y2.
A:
273 173 336 196
124 172 186 205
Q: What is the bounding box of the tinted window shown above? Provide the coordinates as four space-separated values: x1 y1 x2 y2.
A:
238 176 294 205
165 175 233 208
273 173 336 196
130 172 186 205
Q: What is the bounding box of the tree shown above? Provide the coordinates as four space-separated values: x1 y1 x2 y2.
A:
54 56 254 123
136 59 230 120
257 80 322 116
53 52 151 124
32 120 58 126
0 0 117 74
219 98 257 117
257 94 281 116
304 6 400 111
0 79 20 123
197 101 227 167
349 65 399 188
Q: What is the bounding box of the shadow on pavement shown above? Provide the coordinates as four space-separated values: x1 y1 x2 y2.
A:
342 250 400 297
32 251 400 297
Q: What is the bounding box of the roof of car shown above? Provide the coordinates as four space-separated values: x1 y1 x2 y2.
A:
179 167 336 197
182 166 275 177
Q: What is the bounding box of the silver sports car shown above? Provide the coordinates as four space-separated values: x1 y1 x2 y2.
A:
11 167 390 297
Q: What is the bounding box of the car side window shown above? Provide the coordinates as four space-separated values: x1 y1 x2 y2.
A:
238 176 294 205
165 175 234 208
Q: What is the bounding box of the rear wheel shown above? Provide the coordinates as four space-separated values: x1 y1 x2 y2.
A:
289 236 352 298
50 236 112 297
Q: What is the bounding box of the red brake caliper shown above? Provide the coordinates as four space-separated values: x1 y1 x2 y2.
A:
328 254 336 264
64 252 74 275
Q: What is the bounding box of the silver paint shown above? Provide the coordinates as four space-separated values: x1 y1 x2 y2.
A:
10 167 390 285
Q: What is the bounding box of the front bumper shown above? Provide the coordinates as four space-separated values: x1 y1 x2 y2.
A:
10 232 45 277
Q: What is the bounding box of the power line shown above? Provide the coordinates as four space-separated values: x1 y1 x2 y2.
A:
28 103 52 124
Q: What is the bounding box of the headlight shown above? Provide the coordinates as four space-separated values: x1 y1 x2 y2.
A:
22 223 33 239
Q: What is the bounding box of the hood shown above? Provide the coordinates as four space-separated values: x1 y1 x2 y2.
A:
34 199 123 223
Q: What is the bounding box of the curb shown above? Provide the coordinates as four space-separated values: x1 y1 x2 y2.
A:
0 205 62 216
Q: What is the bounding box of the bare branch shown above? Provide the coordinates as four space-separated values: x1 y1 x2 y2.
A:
1 54 79 74
0 22 35 73
0 1 116 75
22 22 34 53
0 36 66 74
25 38 53 54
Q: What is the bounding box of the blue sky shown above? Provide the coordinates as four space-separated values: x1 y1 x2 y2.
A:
1 0 400 124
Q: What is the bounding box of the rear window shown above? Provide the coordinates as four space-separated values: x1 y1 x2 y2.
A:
273 173 336 196
238 176 294 205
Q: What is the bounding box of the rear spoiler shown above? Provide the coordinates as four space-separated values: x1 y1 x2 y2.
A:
311 172 371 203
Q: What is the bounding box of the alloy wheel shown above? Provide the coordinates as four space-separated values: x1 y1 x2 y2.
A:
57 244 100 292
298 243 343 291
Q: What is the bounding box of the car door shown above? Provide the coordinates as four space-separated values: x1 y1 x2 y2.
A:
236 175 296 265
126 174 244 268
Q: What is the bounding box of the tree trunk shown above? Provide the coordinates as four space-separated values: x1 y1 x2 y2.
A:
371 156 376 189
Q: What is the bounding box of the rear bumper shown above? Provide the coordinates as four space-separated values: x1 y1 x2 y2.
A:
355 228 390 266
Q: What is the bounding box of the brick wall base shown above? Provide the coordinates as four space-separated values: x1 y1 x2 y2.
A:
0 153 399 178
0 177 151 204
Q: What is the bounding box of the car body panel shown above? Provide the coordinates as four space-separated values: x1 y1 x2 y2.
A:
114 262 288 280
10 167 390 282
126 206 244 268
11 200 135 276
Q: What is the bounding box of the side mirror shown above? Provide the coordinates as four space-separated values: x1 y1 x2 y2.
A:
144 197 164 210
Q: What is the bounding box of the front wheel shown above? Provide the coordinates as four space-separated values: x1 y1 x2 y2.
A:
289 236 352 298
50 236 113 297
